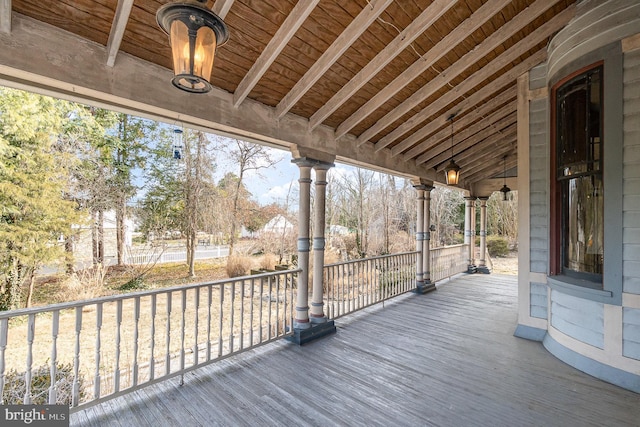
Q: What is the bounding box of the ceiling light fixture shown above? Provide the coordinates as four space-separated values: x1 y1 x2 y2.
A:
157 0 229 93
500 155 511 201
444 113 461 186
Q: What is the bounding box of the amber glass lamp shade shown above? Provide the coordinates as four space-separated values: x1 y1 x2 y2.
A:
444 159 461 186
157 1 229 93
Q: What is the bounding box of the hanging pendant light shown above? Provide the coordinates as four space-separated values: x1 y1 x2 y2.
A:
500 155 511 201
157 0 229 93
444 114 461 186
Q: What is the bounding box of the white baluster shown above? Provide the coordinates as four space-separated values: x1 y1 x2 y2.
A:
180 289 186 385
49 310 59 404
165 293 172 376
0 318 8 404
150 294 156 381
114 300 122 393
133 297 140 387
193 287 199 366
94 303 102 399
72 307 82 407
24 314 35 404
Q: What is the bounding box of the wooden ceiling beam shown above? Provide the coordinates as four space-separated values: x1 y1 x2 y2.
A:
357 1 575 147
409 101 516 163
395 88 516 158
463 153 518 184
106 0 134 67
274 0 394 120
0 0 10 34
420 114 517 168
232 0 319 108
336 0 512 141
444 128 517 171
308 0 456 131
388 49 543 161
212 0 235 19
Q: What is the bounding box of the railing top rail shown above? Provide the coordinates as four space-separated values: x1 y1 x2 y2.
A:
434 244 468 250
324 251 419 268
0 268 302 319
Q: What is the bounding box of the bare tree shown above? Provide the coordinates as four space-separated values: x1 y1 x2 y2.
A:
183 130 214 277
223 139 280 255
487 191 518 243
430 186 465 247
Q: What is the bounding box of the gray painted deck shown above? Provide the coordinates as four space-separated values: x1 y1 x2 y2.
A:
71 274 640 427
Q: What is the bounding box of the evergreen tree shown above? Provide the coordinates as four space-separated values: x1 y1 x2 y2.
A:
0 88 82 309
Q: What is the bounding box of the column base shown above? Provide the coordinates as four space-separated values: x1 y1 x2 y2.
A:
286 320 336 345
293 319 311 330
415 281 437 294
477 265 491 274
467 264 477 274
310 314 328 324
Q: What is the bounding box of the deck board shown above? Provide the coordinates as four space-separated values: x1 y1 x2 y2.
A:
71 274 640 426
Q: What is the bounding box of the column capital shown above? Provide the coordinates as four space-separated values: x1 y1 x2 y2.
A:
411 178 434 191
291 157 317 168
413 183 434 192
464 196 477 201
313 161 334 171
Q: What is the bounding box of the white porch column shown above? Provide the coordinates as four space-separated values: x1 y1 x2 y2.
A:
412 180 436 294
292 158 313 330
465 197 477 273
310 162 333 323
413 185 425 288
422 185 436 292
478 197 490 274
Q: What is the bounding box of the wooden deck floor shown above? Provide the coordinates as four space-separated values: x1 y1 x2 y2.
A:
71 274 640 427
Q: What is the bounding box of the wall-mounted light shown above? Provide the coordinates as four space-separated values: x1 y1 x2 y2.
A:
157 0 229 93
500 155 511 201
444 114 461 186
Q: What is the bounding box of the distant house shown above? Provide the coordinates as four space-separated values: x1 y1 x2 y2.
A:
72 211 133 265
260 215 294 236
328 225 350 236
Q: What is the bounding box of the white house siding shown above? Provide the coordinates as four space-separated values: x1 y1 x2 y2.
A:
528 97 548 275
623 47 640 295
517 0 640 392
530 282 548 320
550 290 604 349
623 308 640 360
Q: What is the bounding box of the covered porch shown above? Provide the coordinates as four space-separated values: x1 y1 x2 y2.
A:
71 274 640 426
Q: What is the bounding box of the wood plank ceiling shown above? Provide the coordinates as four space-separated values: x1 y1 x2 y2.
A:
7 0 576 187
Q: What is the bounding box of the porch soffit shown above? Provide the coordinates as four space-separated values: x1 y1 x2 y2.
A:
1 0 576 187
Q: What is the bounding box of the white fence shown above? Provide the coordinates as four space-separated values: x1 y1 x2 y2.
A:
124 246 229 265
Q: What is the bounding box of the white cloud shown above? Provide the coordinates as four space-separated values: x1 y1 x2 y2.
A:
259 179 299 206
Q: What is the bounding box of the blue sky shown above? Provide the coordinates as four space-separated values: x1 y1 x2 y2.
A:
212 137 357 207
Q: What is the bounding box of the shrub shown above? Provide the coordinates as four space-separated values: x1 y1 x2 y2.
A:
226 255 252 278
118 276 146 291
62 264 107 301
487 236 509 257
2 362 85 405
259 253 278 271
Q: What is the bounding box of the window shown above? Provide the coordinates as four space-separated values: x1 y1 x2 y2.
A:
552 65 603 282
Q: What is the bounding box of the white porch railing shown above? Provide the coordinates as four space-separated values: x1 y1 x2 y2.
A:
324 252 418 319
430 244 469 282
0 270 297 410
323 245 469 319
0 245 469 411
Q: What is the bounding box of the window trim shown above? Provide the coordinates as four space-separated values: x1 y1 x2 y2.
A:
547 40 624 306
550 61 604 280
